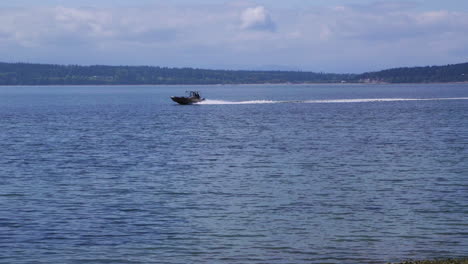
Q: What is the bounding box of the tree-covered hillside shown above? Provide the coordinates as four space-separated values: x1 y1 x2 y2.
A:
0 62 352 85
1 61 467 85
355 62 468 83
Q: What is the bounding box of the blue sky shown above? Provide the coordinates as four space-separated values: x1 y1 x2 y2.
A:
1 0 467 72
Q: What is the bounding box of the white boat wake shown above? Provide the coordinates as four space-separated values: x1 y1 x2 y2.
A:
199 99 277 105
198 97 468 105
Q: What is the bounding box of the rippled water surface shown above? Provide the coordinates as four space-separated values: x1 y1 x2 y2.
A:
1 84 467 263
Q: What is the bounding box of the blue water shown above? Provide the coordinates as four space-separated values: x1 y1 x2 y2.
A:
0 84 467 264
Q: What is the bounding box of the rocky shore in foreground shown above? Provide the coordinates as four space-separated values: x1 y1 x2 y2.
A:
391 258 468 264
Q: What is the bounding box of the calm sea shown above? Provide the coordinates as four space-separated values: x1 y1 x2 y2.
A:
0 84 467 264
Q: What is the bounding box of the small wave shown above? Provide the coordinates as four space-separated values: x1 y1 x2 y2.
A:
198 97 468 105
304 97 468 103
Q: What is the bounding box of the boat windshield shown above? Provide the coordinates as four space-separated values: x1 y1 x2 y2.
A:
188 91 200 98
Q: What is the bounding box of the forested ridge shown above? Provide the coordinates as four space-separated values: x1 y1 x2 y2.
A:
0 61 467 85
357 62 468 83
0 62 351 85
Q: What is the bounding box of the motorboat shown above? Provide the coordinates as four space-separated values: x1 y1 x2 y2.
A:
171 91 205 105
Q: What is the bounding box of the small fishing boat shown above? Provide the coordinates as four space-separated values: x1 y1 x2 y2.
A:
171 91 205 105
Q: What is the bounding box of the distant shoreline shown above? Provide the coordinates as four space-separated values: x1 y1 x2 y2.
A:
1 61 468 85
1 81 468 87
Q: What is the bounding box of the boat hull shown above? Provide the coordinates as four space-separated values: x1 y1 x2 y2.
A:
171 96 205 105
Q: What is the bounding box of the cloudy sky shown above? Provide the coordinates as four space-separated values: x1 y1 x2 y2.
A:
1 0 467 73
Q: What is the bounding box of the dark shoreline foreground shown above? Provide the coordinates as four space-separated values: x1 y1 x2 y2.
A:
391 258 468 264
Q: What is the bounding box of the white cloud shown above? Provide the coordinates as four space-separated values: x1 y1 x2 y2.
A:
240 6 276 32
319 25 332 41
416 10 450 24
328 7 468 42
